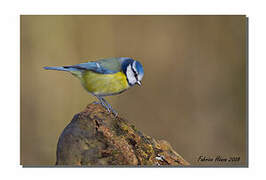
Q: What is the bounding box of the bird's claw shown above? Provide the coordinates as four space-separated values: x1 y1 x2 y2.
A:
111 109 118 117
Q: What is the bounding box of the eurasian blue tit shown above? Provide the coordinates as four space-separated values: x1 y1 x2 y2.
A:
44 57 144 116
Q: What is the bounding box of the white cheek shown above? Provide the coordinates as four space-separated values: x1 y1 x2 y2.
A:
132 61 137 72
126 65 137 85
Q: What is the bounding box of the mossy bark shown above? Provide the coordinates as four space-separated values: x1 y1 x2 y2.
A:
56 102 189 166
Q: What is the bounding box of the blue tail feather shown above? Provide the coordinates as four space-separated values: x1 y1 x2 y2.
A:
43 66 79 72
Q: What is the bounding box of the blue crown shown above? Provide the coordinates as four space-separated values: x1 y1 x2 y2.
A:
135 60 144 78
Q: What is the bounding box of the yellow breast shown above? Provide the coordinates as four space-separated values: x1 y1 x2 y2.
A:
79 71 130 96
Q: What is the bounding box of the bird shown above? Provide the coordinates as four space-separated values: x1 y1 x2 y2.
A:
43 57 144 116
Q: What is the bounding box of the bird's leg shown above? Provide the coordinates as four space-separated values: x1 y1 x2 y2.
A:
101 97 118 117
96 96 110 112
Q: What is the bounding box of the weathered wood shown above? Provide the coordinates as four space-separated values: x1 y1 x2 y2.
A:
56 102 189 166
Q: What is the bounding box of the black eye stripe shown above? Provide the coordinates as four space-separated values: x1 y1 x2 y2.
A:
131 65 138 80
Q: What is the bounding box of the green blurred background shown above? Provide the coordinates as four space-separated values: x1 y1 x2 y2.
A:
21 15 247 166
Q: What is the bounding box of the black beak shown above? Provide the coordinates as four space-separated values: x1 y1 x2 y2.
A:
136 81 142 86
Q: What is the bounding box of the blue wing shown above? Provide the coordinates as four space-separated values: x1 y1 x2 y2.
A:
67 57 130 74
65 62 116 74
44 57 131 74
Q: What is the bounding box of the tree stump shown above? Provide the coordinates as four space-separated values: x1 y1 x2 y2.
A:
56 102 189 166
